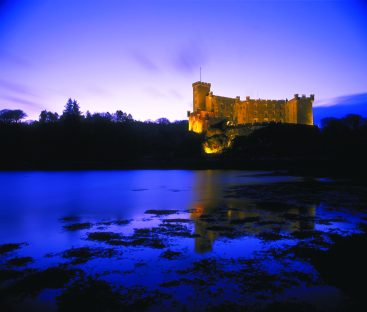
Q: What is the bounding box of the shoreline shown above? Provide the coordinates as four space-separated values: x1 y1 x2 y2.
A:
1 159 366 180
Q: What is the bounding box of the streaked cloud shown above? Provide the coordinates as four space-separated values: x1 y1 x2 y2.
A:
169 89 183 100
314 92 367 125
85 85 113 97
173 43 206 74
0 95 42 109
0 50 31 68
315 93 367 107
144 87 168 99
131 51 159 72
0 78 38 97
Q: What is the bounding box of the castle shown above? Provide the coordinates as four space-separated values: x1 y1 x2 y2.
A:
188 81 314 133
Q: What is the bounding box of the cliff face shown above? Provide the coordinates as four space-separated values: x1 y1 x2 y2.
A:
203 123 263 154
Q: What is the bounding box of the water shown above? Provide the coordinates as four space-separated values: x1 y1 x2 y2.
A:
0 170 366 311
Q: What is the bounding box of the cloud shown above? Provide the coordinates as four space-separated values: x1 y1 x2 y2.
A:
173 43 206 75
313 92 367 126
0 78 38 97
0 78 42 111
315 93 367 107
0 50 31 68
0 95 42 109
144 87 184 101
144 87 167 99
131 51 159 72
85 85 113 97
169 89 183 100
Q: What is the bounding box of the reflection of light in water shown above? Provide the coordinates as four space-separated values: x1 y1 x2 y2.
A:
189 171 317 253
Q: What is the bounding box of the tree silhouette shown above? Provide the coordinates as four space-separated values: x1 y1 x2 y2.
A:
89 112 112 122
342 114 365 130
61 98 82 121
39 110 59 123
0 109 27 123
156 118 170 125
114 110 133 123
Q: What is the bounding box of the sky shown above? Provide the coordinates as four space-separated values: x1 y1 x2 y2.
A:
0 0 367 122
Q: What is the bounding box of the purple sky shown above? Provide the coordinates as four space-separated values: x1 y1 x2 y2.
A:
1 0 367 121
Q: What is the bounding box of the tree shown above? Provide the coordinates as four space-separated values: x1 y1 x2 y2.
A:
113 110 133 123
321 117 338 129
156 118 170 125
90 112 112 122
342 114 365 130
39 110 59 123
61 98 82 120
0 109 27 123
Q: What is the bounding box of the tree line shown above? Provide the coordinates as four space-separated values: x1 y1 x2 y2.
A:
0 99 162 124
225 114 367 176
1 99 366 176
0 99 203 169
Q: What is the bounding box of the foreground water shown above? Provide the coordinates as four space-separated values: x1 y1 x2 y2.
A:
1 170 367 311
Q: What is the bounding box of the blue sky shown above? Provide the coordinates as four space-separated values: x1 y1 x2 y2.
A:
1 0 367 121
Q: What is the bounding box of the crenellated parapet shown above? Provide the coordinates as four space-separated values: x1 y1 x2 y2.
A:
189 81 314 133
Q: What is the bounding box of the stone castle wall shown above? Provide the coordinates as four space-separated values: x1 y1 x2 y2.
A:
188 81 314 133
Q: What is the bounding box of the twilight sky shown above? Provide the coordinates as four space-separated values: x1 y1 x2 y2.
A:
1 0 367 122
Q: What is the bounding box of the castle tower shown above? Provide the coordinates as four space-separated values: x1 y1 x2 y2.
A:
297 94 314 125
192 81 211 112
285 94 314 125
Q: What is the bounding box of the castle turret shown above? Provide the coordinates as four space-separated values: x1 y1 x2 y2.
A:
193 81 211 112
297 94 314 125
189 81 314 136
285 94 314 125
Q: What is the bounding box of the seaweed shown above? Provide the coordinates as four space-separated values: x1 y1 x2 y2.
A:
163 218 192 223
0 243 26 255
98 219 131 226
160 250 182 260
57 277 171 312
6 257 33 267
3 266 82 297
62 247 118 264
87 230 167 249
59 216 80 222
145 210 178 215
63 222 93 231
56 277 125 312
87 232 122 242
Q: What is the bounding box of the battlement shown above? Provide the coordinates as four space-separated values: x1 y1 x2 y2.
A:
189 81 314 154
192 81 211 88
294 94 314 101
189 81 314 134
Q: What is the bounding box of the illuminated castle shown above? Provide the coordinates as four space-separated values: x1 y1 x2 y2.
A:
188 81 314 133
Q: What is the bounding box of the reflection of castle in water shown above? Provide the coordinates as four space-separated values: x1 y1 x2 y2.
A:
189 172 316 253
